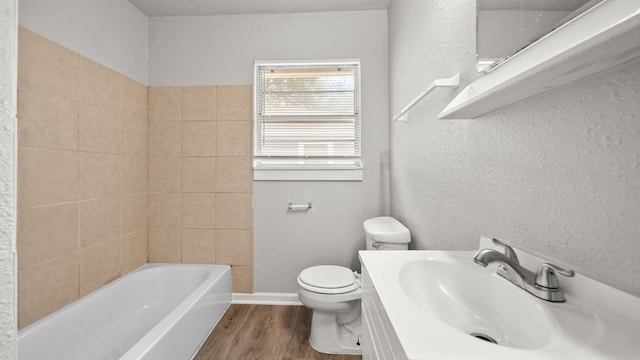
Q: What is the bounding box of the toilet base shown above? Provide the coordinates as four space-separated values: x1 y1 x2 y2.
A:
308 307 362 355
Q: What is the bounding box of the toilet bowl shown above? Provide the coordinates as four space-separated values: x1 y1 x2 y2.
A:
297 265 363 354
297 216 410 355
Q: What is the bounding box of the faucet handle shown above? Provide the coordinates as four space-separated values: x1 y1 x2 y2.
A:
491 238 519 264
535 263 575 289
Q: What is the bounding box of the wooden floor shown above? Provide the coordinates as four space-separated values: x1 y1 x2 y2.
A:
194 304 362 360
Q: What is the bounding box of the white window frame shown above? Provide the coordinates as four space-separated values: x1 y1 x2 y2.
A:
253 59 363 181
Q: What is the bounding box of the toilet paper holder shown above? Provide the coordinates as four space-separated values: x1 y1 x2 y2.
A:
288 202 312 212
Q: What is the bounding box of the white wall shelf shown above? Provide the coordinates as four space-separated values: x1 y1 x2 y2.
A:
439 0 640 119
393 74 459 122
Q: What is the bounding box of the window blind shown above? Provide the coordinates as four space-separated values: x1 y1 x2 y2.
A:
254 61 361 159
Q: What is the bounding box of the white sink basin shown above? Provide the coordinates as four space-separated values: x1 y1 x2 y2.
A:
360 249 640 360
398 256 556 349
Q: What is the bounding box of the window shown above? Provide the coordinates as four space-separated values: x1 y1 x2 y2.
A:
253 60 363 181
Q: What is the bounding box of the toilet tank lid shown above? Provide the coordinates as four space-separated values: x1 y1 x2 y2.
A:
363 216 411 243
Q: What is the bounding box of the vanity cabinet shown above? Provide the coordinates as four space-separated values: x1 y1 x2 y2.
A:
361 264 408 360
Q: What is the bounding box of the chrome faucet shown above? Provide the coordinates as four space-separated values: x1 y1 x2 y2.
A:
473 238 575 302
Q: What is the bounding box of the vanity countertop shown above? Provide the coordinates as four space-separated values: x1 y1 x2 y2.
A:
360 249 640 360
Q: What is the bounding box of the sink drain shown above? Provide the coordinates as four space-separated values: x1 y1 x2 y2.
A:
470 332 498 344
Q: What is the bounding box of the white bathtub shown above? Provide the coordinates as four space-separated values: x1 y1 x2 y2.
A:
18 264 231 360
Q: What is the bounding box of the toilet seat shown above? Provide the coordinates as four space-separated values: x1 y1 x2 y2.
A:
298 265 358 294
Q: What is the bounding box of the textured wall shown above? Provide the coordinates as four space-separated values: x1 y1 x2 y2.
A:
389 0 640 297
149 11 390 293
0 0 17 357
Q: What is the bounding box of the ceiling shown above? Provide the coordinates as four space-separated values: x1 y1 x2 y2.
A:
128 0 391 17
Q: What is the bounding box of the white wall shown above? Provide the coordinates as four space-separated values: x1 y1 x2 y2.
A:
18 0 148 83
389 0 640 297
0 0 17 358
149 11 389 292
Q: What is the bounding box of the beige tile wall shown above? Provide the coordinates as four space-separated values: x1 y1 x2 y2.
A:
148 85 254 294
17 28 148 328
17 28 254 328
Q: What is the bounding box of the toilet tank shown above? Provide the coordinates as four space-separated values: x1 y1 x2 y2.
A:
363 216 411 250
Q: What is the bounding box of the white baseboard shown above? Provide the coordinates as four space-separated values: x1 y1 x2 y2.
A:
232 292 303 306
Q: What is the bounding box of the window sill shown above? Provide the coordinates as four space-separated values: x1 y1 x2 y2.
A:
254 168 363 181
253 159 363 181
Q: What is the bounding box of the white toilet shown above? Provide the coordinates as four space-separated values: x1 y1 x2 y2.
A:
297 216 411 354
